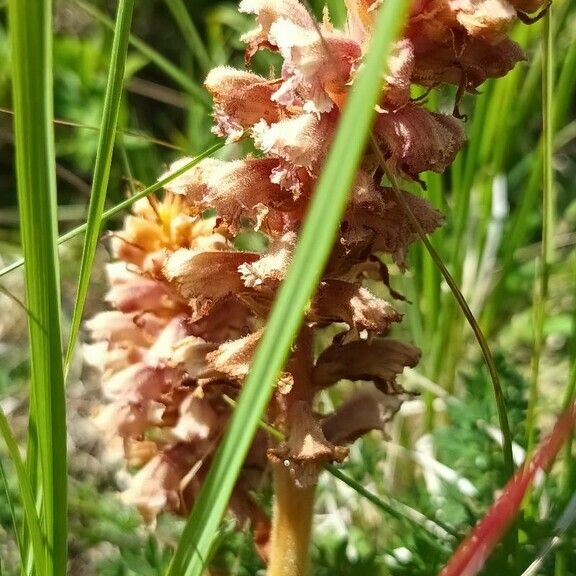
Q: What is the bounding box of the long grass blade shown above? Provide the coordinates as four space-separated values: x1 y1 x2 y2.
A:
0 142 224 281
8 0 67 573
555 258 576 576
165 2 412 574
325 464 457 543
72 0 210 106
164 0 212 74
526 8 555 457
0 409 46 576
524 492 576 576
371 139 515 478
64 0 135 371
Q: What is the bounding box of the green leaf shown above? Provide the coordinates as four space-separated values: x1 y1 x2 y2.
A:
8 0 67 573
0 409 46 576
64 0 135 371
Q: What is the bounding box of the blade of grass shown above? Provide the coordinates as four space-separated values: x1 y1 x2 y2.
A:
526 8 555 458
0 459 23 567
487 20 576 316
554 257 576 576
8 0 68 573
72 0 210 107
164 0 212 74
371 140 515 479
0 142 224 280
64 0 135 372
0 409 46 576
164 2 412 575
0 107 184 151
325 464 457 544
525 492 576 576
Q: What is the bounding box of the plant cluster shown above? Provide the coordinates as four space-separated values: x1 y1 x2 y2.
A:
87 0 549 572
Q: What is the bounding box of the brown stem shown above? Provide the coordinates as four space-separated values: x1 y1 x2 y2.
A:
267 464 316 576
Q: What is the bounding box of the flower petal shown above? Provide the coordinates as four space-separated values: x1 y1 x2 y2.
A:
205 66 280 141
313 339 420 392
322 387 407 444
310 280 401 334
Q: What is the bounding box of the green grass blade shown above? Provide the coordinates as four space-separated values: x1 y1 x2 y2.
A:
372 140 515 478
0 142 224 281
73 0 210 107
164 0 212 74
165 2 412 574
0 409 46 576
325 464 456 545
64 0 135 371
8 0 68 573
526 9 555 459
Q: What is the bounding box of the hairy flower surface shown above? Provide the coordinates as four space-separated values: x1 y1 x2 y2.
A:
87 0 543 560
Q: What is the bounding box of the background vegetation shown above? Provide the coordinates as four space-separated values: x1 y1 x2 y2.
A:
0 0 575 574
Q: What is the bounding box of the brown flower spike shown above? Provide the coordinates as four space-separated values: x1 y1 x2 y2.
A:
87 1 542 574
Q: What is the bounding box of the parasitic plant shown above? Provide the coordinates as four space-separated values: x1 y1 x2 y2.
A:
87 0 549 574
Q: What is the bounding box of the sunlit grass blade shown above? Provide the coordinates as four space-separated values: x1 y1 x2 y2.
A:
0 107 184 151
493 20 576 301
0 142 224 281
0 460 22 569
526 10 556 466
8 0 67 574
164 0 212 73
371 140 515 478
72 0 210 106
325 464 457 544
0 409 46 576
64 0 135 371
165 2 412 574
437 402 576 576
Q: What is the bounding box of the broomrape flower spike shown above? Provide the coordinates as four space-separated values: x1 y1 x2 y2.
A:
86 0 544 574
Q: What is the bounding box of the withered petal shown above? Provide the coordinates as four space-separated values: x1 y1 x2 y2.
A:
268 401 348 487
205 66 280 141
310 280 401 333
252 112 337 178
204 330 263 381
163 248 260 302
322 387 409 444
171 393 221 442
374 103 465 179
342 186 444 269
239 0 314 59
313 338 421 391
163 157 299 231
238 232 296 288
121 445 198 523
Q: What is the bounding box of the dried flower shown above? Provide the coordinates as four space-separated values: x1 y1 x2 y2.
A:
87 0 544 567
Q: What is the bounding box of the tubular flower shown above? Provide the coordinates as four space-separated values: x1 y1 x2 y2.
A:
87 0 543 565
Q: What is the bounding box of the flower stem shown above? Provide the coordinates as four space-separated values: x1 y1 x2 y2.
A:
267 465 316 576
